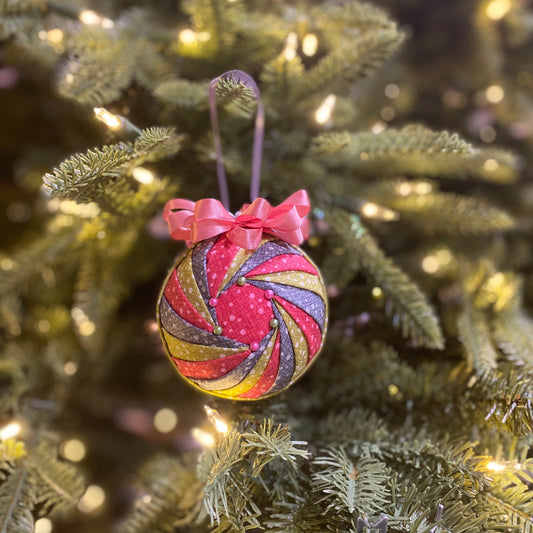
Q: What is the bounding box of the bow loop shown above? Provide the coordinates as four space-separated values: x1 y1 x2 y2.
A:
163 190 310 250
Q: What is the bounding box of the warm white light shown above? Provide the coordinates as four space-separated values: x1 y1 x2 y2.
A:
372 287 383 298
302 33 318 56
191 427 216 447
487 461 506 472
484 158 500 172
388 384 399 396
78 321 95 336
486 85 505 104
34 518 53 533
314 94 336 125
59 200 100 217
204 406 229 434
63 361 78 376
60 439 86 462
413 182 433 194
435 248 453 266
361 202 399 221
384 83 400 99
283 32 298 61
0 258 14 271
0 422 21 440
132 167 155 185
78 485 106 513
486 0 512 20
422 255 440 274
179 29 198 44
93 107 121 129
371 121 387 134
46 29 63 45
153 408 178 433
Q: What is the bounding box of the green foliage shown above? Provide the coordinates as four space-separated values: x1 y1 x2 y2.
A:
0 467 34 533
326 208 444 349
457 308 499 374
314 126 518 183
120 454 203 533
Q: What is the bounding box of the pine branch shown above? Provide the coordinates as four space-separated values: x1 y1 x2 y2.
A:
0 466 34 533
366 182 514 235
326 208 444 349
312 448 389 516
493 309 533 367
457 308 499 375
314 126 518 183
27 440 85 515
42 143 133 201
120 454 203 533
155 79 209 109
42 127 180 208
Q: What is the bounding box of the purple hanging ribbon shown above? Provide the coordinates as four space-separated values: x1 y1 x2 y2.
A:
208 70 265 210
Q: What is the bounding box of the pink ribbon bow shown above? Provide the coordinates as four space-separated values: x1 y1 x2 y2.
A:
163 190 310 250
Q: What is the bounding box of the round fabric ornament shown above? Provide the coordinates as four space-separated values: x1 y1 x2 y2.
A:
157 233 328 400
156 70 328 400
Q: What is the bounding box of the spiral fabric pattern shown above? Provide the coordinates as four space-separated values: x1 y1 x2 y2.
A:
157 234 328 400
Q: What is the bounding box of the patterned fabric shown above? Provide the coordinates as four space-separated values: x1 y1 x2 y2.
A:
157 235 328 400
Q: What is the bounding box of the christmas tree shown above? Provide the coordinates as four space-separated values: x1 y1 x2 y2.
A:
1 0 532 532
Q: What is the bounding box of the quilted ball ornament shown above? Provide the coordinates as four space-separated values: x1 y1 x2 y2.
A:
157 234 328 400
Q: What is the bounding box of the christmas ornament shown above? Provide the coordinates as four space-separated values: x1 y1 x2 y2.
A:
157 71 328 400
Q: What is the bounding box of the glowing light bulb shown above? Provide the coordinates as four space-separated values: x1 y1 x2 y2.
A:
484 158 500 172
486 0 512 20
361 202 399 221
63 361 78 375
314 94 336 125
487 461 506 472
0 422 21 440
384 83 400 99
486 84 504 104
93 107 122 129
204 406 229 434
413 181 433 194
191 427 216 447
78 485 106 513
34 518 53 533
372 287 383 298
283 32 298 61
60 439 86 462
422 255 440 274
46 29 63 45
79 9 114 28
153 408 178 433
132 167 155 184
302 33 318 56
179 29 197 44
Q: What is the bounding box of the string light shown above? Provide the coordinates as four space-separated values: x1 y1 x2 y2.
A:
204 406 229 434
486 84 505 104
484 158 500 172
371 121 387 134
178 29 211 45
63 361 78 376
132 167 155 185
422 255 440 274
93 107 122 129
361 202 399 221
380 106 395 121
153 408 178 433
396 181 433 196
191 427 216 447
60 439 86 462
79 9 115 28
46 29 64 45
78 485 106 513
384 83 400 99
314 94 336 125
486 0 512 20
1 258 14 271
486 461 507 472
0 422 22 440
71 307 95 337
302 33 318 56
372 287 383 298
283 32 298 61
34 518 53 533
